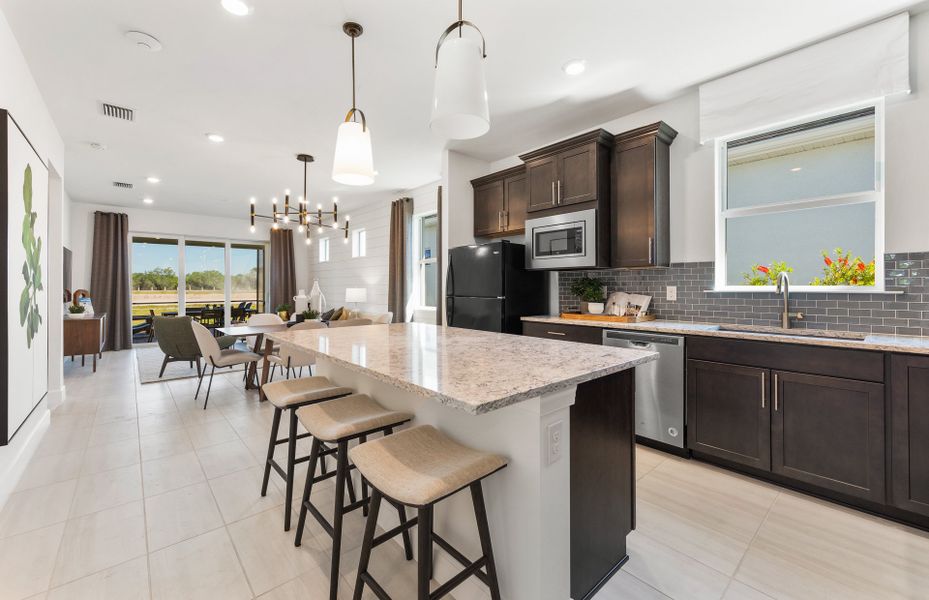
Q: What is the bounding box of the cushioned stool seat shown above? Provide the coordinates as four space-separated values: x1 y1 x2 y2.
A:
350 425 507 507
296 394 412 442
262 376 353 409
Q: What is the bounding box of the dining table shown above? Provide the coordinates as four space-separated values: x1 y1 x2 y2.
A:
215 323 290 390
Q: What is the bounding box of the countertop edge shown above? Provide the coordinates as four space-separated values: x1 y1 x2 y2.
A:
522 316 929 355
269 333 658 415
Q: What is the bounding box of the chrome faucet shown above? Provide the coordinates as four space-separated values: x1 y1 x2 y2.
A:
775 271 804 329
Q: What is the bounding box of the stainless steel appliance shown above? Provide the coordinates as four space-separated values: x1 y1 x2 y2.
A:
603 330 685 449
524 208 598 270
446 241 549 334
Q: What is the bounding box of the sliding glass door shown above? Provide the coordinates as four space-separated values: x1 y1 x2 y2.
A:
130 235 267 338
131 237 181 318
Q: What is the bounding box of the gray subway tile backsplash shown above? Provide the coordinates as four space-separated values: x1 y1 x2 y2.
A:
556 252 929 336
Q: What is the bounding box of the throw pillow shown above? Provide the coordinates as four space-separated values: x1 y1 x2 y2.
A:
329 307 344 321
320 308 335 322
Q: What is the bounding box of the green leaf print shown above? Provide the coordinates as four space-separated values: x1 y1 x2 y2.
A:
20 164 42 349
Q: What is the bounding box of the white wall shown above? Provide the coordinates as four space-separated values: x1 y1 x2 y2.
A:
306 194 393 315
69 201 310 308
479 11 929 262
0 6 66 509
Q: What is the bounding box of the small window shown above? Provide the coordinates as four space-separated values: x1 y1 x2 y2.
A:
716 102 884 291
352 229 366 258
417 214 438 308
319 238 330 263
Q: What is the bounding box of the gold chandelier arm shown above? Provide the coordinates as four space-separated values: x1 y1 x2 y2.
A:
434 20 487 67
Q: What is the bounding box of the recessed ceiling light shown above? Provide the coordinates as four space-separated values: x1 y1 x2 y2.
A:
221 0 251 16
146 176 161 184
206 133 225 143
562 59 587 76
89 142 107 151
790 167 803 172
143 198 154 204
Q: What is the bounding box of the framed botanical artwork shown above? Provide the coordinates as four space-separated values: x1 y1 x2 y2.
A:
0 109 49 446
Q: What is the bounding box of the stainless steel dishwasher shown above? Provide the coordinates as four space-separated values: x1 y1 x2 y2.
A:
603 329 685 449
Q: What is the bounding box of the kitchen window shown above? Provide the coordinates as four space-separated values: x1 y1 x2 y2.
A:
715 101 884 291
352 229 366 258
319 238 330 263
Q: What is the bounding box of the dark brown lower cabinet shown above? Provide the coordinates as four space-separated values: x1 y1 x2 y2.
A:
686 360 770 470
771 371 885 503
891 355 929 517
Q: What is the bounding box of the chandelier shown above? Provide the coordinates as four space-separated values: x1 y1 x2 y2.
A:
249 154 349 245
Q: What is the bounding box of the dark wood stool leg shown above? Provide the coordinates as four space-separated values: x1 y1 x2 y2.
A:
471 482 502 600
294 438 321 547
329 440 349 600
360 434 369 517
260 407 282 496
284 408 298 531
417 504 434 600
353 488 382 600
397 503 414 561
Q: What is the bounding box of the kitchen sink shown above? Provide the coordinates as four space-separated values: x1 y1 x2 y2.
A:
714 324 869 341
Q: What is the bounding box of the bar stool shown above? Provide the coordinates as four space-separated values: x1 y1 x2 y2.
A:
294 394 414 600
260 376 354 531
349 425 507 600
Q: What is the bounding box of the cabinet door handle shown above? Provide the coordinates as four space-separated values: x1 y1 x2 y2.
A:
648 237 653 263
498 211 503 230
546 331 567 336
761 371 766 409
557 180 562 204
551 181 556 206
504 211 509 228
774 373 779 411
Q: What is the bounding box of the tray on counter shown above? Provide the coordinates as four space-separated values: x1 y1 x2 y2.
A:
559 312 657 323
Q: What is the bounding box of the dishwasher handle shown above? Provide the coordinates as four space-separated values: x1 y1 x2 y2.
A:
603 330 684 346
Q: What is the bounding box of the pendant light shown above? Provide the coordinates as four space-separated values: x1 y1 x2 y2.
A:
430 0 489 140
332 22 375 186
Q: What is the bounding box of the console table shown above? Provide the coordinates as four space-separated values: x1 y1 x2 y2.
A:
64 313 107 372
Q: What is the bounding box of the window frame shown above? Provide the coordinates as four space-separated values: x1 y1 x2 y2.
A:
713 98 885 293
413 212 438 310
351 228 367 258
319 237 330 263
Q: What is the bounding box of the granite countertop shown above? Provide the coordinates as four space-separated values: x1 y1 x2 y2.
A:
522 316 929 355
267 323 658 415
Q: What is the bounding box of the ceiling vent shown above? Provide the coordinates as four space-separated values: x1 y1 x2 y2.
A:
102 103 134 122
112 181 134 189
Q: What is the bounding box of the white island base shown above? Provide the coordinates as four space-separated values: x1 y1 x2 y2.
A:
316 356 635 600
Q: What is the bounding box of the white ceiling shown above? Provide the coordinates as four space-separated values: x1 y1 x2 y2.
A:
1 0 921 217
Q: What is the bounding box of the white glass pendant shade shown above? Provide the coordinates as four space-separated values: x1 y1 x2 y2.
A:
332 121 375 186
431 36 489 140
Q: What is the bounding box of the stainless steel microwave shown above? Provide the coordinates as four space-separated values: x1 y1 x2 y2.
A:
524 208 598 270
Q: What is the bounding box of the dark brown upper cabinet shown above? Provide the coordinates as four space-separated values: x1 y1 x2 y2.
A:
612 122 677 268
519 129 612 214
471 165 528 238
891 354 929 518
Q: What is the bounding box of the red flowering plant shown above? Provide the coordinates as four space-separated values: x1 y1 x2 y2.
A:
810 248 875 286
742 261 794 286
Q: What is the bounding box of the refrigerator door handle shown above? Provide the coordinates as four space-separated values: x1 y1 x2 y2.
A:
446 296 454 326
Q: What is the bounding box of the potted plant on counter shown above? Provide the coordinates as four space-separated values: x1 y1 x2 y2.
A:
275 303 291 321
570 276 607 314
67 304 86 319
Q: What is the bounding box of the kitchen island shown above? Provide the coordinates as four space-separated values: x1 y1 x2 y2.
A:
267 323 657 600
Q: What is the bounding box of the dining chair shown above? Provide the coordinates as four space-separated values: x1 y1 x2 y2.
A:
248 313 285 326
267 320 324 380
191 321 261 409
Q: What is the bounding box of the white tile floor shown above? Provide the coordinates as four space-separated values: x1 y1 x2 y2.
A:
1 348 928 599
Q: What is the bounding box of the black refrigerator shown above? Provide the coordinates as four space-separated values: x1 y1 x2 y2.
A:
446 241 549 334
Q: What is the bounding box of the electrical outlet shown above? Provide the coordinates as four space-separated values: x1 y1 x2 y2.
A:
547 420 564 465
666 285 678 302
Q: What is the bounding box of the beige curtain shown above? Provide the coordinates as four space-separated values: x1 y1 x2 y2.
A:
269 228 296 313
387 198 413 322
89 211 131 350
